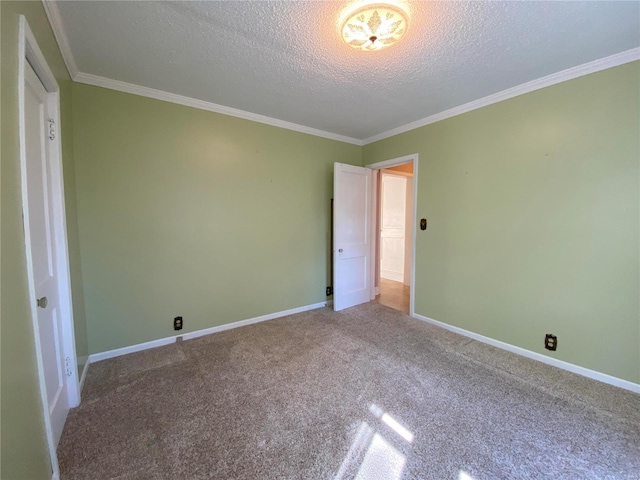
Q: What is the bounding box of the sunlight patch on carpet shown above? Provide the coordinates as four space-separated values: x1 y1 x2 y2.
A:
369 404 414 443
355 433 405 480
459 470 476 480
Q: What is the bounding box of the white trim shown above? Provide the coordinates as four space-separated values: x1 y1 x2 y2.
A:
366 154 417 170
366 154 418 317
413 313 640 394
380 271 404 283
78 359 90 393
41 0 78 78
18 16 82 479
73 72 362 145
41 0 361 144
23 27 57 93
369 169 379 301
52 473 60 480
363 47 640 145
89 302 328 363
38 0 639 146
48 91 80 408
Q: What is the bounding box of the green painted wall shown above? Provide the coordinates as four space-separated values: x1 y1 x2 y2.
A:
71 83 361 354
1 4 636 476
1 2 88 478
363 62 640 384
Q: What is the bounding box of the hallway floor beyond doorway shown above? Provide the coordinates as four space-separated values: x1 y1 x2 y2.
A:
375 278 410 313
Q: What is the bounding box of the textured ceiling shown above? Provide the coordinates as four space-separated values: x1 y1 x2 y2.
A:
56 1 639 141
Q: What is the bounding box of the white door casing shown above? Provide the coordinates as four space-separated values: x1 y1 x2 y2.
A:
365 154 419 317
19 16 80 477
380 173 407 282
403 176 413 286
333 163 373 311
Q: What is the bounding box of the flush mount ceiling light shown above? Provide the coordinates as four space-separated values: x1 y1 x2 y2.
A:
341 3 408 51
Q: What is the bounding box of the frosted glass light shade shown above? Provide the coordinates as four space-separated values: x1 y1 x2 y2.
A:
341 4 408 51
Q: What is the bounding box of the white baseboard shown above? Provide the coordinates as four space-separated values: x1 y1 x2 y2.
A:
381 271 404 282
413 313 640 394
79 358 90 393
89 302 328 363
52 472 59 480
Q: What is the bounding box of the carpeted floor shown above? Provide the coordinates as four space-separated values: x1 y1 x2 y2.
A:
58 303 640 479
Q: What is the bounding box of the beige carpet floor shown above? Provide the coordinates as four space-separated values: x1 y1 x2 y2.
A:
58 303 640 479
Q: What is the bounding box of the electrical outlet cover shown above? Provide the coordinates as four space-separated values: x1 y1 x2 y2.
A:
544 334 557 351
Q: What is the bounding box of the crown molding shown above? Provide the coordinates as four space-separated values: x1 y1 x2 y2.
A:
73 72 363 145
41 0 637 147
363 47 640 145
41 0 78 79
40 0 362 145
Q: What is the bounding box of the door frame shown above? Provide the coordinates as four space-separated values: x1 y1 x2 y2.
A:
365 154 418 316
18 16 80 478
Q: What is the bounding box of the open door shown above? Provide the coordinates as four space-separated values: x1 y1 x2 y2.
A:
333 163 373 311
23 61 71 447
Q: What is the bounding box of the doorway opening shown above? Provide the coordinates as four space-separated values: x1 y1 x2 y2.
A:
365 154 418 316
374 164 413 313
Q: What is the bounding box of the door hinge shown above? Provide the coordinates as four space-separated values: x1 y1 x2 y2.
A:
48 118 56 140
65 356 73 377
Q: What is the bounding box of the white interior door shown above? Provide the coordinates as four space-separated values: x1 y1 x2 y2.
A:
24 62 69 446
333 163 373 311
380 174 407 282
